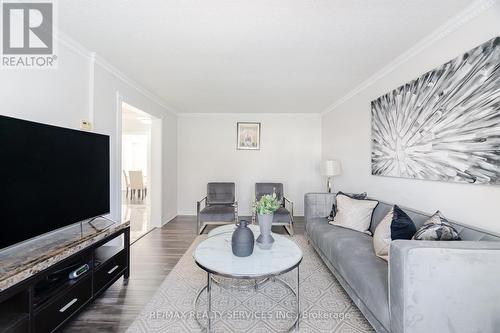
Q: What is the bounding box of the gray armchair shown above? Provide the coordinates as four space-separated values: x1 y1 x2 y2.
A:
253 183 294 235
197 182 238 234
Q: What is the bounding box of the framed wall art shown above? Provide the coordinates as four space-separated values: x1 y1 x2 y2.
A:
371 37 500 185
237 122 261 150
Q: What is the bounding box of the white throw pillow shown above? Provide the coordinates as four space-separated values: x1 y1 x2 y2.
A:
373 208 393 261
330 194 378 234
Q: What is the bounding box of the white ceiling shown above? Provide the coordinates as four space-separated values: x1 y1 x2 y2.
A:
58 0 472 114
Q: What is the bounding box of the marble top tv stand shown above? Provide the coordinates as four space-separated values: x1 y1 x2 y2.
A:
0 218 130 333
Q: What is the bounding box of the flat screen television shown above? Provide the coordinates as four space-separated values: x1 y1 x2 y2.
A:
0 115 110 250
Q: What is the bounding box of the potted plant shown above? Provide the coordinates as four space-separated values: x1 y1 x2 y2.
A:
254 193 281 249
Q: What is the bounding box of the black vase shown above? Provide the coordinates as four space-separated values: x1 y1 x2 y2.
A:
232 220 254 257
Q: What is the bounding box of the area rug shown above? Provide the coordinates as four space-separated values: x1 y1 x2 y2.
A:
126 235 374 332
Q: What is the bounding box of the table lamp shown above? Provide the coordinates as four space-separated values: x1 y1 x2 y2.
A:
323 160 342 193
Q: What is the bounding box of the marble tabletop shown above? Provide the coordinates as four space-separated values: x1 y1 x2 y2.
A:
193 232 302 278
0 218 129 292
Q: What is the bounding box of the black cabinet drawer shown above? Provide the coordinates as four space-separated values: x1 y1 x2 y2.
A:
0 314 29 333
94 250 126 293
9 320 29 333
34 278 91 333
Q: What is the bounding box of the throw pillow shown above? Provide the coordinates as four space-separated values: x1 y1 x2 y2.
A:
328 191 367 221
373 205 417 261
330 193 378 234
373 208 393 261
413 211 461 241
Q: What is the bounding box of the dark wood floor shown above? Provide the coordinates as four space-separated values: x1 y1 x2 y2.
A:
62 216 305 332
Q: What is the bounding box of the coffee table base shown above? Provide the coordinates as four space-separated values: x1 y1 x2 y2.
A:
210 275 270 291
193 267 300 332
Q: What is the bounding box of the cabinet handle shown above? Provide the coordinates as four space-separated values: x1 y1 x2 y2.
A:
107 265 119 274
59 298 78 313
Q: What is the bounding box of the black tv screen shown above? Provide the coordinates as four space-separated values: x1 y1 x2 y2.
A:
0 115 110 249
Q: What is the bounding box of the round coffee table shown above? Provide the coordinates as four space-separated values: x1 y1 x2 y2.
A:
193 230 303 331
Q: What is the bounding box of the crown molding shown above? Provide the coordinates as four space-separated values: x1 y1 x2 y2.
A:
177 112 322 118
94 55 179 115
54 29 93 59
54 29 179 116
321 0 499 115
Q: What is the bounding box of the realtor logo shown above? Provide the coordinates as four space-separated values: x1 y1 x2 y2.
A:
1 1 57 68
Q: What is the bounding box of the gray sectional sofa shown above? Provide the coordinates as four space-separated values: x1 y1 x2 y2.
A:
304 193 500 333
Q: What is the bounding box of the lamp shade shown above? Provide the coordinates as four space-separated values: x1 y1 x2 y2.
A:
324 160 342 176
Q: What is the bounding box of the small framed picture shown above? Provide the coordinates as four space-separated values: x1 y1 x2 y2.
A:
237 122 261 150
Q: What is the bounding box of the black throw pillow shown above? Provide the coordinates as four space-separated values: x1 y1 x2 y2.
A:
391 205 417 240
373 204 417 261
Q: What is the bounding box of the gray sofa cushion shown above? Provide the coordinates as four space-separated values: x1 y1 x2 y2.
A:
307 217 390 330
199 205 235 222
370 201 500 242
324 193 500 241
273 207 291 223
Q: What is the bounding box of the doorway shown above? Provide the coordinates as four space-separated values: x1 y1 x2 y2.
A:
121 102 157 242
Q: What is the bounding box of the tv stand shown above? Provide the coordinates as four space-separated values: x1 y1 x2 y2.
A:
0 220 130 333
86 215 116 232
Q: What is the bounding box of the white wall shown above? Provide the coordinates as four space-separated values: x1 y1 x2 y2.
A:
177 113 323 216
322 4 500 233
0 35 178 226
1 43 90 127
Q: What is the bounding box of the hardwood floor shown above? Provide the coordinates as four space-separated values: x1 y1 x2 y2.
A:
61 215 305 332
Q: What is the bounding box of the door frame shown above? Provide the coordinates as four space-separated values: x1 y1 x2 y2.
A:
115 92 163 229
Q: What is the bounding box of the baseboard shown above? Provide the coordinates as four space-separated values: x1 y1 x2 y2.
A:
175 213 305 218
161 214 177 226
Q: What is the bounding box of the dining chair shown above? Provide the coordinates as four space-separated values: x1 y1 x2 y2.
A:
129 170 147 200
123 170 131 199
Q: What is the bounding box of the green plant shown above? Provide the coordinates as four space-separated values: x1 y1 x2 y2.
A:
255 193 281 215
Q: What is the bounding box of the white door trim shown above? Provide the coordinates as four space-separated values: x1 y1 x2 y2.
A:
114 92 124 223
116 94 163 229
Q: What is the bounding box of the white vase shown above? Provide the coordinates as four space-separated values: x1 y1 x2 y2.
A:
256 213 274 249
